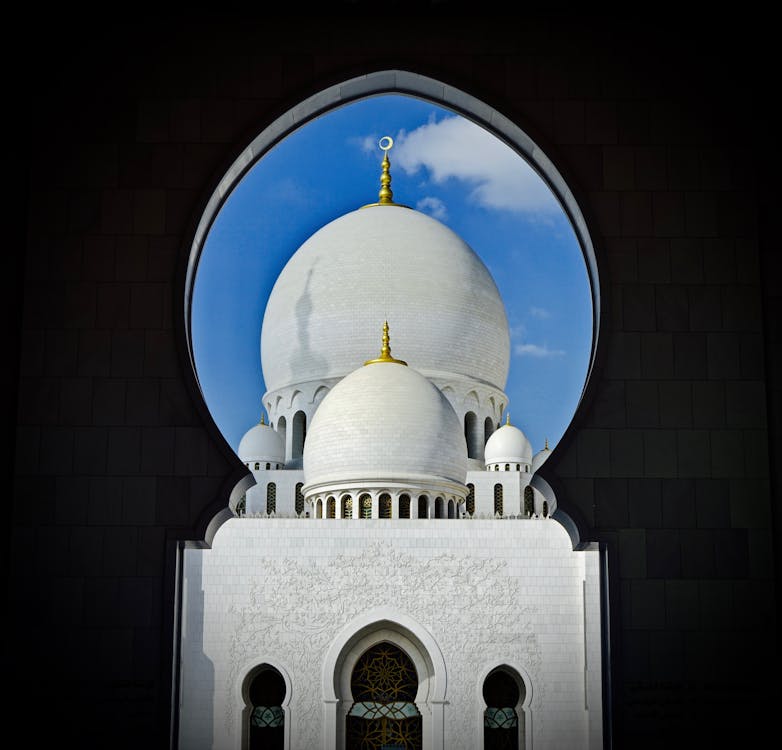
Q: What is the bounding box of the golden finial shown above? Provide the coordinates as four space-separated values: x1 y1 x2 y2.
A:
260 412 266 426
506 413 511 426
360 136 411 209
364 321 408 366
545 437 549 450
378 136 394 204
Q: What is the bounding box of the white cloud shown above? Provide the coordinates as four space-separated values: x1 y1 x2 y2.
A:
352 135 379 154
530 306 551 319
416 196 448 220
509 323 527 341
392 116 559 214
514 343 565 358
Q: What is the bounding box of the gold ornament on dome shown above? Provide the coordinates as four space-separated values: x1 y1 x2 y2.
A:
361 135 411 209
364 321 407 366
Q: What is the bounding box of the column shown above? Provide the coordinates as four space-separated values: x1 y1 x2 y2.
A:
371 492 379 519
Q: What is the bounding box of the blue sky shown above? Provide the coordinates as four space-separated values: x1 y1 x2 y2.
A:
192 94 592 454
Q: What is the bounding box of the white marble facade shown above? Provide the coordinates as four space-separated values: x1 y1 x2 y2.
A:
179 518 603 750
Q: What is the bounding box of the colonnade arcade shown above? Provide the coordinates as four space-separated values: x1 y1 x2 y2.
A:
306 489 465 520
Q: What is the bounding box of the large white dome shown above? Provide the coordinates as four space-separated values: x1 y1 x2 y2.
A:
303 359 467 494
261 205 510 393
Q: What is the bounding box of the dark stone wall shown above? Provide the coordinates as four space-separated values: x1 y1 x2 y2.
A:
7 12 779 750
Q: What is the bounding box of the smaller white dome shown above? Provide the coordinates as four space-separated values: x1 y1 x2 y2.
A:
485 421 533 466
238 421 284 464
532 442 552 473
303 357 467 495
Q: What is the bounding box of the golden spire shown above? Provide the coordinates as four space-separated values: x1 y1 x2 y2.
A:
545 437 549 450
360 136 410 209
364 321 408 366
260 412 266 426
378 136 394 204
506 413 511 426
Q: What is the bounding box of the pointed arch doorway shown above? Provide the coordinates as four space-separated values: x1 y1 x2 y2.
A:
346 642 422 750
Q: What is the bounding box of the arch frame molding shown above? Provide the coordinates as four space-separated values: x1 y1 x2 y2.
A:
321 608 448 750
475 659 535 750
181 68 603 550
236 657 294 750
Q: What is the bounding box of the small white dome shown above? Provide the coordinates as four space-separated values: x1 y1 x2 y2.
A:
484 422 533 466
261 205 510 394
532 443 552 473
237 421 284 464
303 359 467 494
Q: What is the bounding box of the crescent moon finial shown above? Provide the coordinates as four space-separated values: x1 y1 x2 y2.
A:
361 134 410 209
375 135 395 205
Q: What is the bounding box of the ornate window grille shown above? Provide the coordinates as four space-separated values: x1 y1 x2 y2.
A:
523 485 534 517
494 484 503 516
248 667 285 750
346 643 421 750
483 668 521 750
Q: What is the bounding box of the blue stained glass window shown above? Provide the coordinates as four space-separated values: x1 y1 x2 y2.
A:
251 705 284 728
484 707 518 729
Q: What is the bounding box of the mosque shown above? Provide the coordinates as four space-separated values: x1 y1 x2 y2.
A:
178 139 604 750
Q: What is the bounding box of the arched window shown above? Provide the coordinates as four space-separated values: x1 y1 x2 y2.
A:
327 496 336 519
266 483 276 514
291 410 306 459
418 495 428 519
295 482 304 515
484 415 494 445
236 495 246 516
516 463 520 471
316 499 323 519
276 416 287 453
542 500 549 518
483 668 523 750
434 497 444 519
266 462 270 470
464 411 479 459
466 484 475 516
399 494 411 519
505 464 510 472
447 499 455 519
494 484 503 517
247 666 286 750
523 486 534 517
360 493 372 519
379 494 392 519
342 495 353 519
254 462 260 470
346 643 421 749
